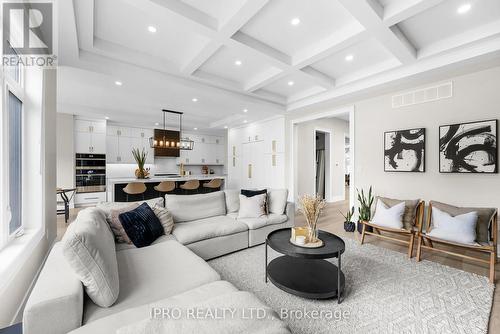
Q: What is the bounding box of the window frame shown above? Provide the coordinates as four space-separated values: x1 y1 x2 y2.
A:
0 67 26 250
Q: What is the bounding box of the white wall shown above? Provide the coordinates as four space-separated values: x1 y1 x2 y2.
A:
296 118 349 202
56 113 74 189
286 66 500 247
354 67 500 209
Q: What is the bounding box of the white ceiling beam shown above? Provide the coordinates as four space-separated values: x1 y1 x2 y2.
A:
383 0 445 26
146 0 218 30
181 41 223 75
244 68 285 92
300 67 336 88
339 0 417 64
181 0 270 75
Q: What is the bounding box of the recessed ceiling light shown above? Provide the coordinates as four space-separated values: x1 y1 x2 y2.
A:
235 60 242 66
243 120 248 124
224 126 228 129
155 122 160 126
243 109 248 113
194 127 198 130
115 81 122 86
148 26 157 33
290 18 300 26
287 81 294 86
345 54 354 62
105 116 109 120
457 3 471 14
192 98 198 102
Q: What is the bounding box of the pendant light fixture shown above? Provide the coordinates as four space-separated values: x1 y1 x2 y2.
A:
149 110 194 150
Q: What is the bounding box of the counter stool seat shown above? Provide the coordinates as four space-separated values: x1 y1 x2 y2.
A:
180 179 200 194
202 178 222 193
123 182 147 201
154 181 176 196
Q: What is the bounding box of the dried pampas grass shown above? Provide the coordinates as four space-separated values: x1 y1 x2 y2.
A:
298 194 326 242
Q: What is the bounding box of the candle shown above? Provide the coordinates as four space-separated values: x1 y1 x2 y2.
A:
295 235 306 245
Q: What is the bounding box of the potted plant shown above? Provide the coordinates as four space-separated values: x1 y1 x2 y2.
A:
357 186 374 234
340 206 355 232
132 148 150 179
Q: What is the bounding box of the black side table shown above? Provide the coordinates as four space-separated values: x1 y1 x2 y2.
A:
265 228 346 303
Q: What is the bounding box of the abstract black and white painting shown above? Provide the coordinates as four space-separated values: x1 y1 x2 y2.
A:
439 119 497 173
384 128 425 172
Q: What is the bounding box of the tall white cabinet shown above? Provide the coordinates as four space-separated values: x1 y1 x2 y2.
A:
74 119 106 154
227 116 285 190
106 126 153 164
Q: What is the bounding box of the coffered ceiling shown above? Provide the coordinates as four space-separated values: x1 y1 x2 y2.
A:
59 0 500 130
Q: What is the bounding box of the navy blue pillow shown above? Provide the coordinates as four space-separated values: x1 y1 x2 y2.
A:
241 189 267 197
119 202 164 248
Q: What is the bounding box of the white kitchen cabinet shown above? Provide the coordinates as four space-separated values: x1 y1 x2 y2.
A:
106 126 153 164
176 134 225 166
74 119 106 154
75 192 107 207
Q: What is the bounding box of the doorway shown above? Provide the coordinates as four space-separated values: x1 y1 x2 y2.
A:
290 105 354 208
315 131 331 200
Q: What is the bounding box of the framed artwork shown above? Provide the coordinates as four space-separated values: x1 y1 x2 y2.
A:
439 119 497 173
384 128 425 172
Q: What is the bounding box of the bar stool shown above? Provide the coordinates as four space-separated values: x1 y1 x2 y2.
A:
180 179 200 195
154 181 176 198
202 178 222 193
123 182 147 202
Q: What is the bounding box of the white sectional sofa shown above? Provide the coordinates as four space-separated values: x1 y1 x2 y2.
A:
23 190 293 334
167 190 294 259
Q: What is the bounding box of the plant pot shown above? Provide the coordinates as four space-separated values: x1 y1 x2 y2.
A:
344 221 355 232
135 168 148 179
357 221 373 234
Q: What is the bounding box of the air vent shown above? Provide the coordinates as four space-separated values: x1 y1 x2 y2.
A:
392 82 453 108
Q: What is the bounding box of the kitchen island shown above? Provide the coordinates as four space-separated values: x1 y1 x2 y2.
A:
107 175 226 202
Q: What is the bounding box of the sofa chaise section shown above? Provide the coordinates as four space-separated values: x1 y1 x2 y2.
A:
84 239 221 323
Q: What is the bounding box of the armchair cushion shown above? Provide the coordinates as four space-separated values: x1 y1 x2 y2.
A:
430 201 496 243
375 197 420 230
427 207 478 245
371 200 405 229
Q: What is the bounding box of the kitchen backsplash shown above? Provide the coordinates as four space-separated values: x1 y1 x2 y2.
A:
106 158 224 178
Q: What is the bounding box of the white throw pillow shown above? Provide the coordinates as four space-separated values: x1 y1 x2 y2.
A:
152 205 174 235
427 207 478 245
268 189 288 215
61 208 119 307
238 194 267 219
371 200 405 229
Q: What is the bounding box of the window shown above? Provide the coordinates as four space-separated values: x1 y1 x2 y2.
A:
8 92 23 235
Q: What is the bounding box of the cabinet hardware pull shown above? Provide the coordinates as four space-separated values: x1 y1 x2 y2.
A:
232 157 235 167
272 155 276 167
248 164 252 179
272 140 276 152
232 146 236 156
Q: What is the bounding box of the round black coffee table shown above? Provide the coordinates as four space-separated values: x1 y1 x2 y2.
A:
265 228 345 303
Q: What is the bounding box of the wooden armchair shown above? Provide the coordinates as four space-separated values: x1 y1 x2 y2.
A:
416 201 498 283
360 197 424 258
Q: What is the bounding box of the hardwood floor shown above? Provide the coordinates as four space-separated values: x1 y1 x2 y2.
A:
57 195 499 332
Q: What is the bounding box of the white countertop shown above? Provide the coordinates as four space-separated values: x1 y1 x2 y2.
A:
107 174 226 184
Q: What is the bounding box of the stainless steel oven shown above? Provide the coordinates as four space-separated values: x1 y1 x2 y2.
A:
76 153 106 193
